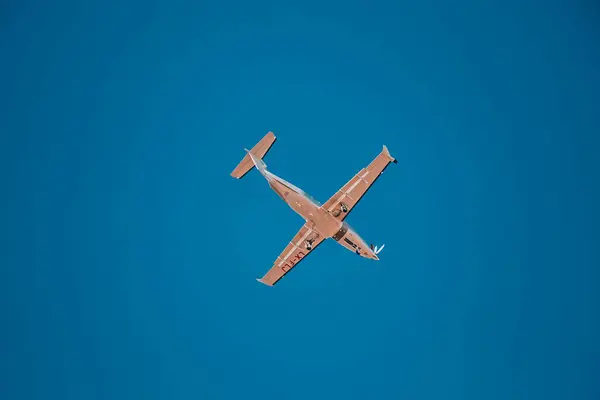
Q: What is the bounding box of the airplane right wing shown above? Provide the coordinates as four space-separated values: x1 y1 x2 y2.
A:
256 223 324 286
322 145 397 221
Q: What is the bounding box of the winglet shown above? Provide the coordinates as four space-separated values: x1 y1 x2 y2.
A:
256 278 273 287
382 145 397 164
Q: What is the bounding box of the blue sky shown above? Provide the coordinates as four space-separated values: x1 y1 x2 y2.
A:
1 1 598 399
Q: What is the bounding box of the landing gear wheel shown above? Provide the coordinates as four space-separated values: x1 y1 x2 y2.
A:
341 203 348 213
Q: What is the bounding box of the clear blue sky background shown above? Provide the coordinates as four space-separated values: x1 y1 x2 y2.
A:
1 1 598 399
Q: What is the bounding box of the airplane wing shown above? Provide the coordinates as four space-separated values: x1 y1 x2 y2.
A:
256 223 325 286
322 145 397 221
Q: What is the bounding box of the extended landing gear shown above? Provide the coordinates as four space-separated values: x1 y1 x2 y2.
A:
305 237 316 250
333 203 349 217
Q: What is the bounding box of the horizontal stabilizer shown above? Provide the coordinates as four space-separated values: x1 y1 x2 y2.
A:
231 131 276 179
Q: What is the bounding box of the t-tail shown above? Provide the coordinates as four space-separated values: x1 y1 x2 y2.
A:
245 148 268 176
230 131 276 179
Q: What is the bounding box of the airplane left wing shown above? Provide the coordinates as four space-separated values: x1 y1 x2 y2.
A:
257 223 324 286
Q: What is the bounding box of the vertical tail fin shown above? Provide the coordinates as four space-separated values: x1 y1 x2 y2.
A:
245 148 268 175
230 132 276 179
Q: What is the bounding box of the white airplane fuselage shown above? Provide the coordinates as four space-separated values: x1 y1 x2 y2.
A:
247 151 380 260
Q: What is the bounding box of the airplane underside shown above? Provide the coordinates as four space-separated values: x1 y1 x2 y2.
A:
267 168 383 261
230 131 397 286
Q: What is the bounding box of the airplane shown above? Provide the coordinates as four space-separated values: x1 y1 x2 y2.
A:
231 131 397 286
